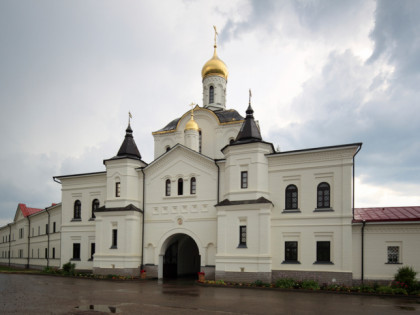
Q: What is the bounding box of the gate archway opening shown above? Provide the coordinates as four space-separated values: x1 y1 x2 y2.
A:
162 233 200 279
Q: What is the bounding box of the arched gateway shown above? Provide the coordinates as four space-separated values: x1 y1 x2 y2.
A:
158 233 200 279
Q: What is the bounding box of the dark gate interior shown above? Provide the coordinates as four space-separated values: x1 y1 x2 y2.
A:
163 234 200 279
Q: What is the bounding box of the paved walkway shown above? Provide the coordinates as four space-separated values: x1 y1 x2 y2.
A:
0 274 419 314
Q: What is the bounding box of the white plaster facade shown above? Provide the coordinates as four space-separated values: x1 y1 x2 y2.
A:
1 43 419 284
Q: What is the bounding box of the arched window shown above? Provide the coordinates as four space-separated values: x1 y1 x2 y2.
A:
285 185 298 210
317 182 330 208
209 86 214 103
178 178 183 196
165 146 170 152
229 138 235 144
73 200 81 220
165 179 171 196
190 177 196 195
91 199 99 219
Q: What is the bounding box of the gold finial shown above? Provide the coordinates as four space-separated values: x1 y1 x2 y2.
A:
249 89 252 105
185 102 199 131
213 25 218 48
128 111 132 124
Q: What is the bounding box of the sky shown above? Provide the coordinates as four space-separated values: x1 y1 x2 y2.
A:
1 0 419 225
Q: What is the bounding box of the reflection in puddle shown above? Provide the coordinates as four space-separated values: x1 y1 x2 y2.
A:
76 305 119 313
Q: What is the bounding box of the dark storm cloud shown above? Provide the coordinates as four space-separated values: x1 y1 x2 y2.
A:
369 0 420 81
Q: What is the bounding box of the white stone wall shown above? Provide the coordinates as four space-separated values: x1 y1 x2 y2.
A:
352 222 420 281
268 146 356 278
143 146 218 278
60 173 106 270
202 76 227 110
0 204 62 269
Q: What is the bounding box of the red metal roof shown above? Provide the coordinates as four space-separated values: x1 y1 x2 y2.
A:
19 203 43 217
353 206 420 223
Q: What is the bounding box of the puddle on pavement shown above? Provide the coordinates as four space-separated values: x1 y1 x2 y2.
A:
76 305 119 313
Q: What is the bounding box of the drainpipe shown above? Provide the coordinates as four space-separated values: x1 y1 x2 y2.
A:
361 220 366 284
8 224 11 267
45 207 50 268
27 216 31 269
140 167 146 270
214 160 220 204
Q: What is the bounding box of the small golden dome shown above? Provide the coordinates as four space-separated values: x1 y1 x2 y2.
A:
201 46 228 80
185 114 199 131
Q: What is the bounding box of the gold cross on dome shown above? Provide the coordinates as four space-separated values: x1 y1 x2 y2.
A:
213 25 218 47
249 89 252 105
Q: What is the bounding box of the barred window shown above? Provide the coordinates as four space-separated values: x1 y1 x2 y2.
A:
115 182 121 197
239 225 247 247
317 182 330 208
190 177 196 195
209 85 214 103
387 246 399 264
241 171 248 189
73 200 81 219
285 241 298 261
165 179 171 196
285 185 298 209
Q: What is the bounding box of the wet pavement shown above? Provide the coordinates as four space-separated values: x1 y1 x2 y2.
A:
0 273 419 314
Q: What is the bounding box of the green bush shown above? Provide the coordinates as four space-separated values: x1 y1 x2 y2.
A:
301 280 320 290
394 266 417 291
376 286 394 294
275 278 296 289
62 261 76 275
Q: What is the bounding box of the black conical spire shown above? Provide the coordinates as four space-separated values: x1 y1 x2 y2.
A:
234 104 262 143
116 123 142 159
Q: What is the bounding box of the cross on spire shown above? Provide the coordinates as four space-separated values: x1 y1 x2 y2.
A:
128 111 132 125
249 89 252 105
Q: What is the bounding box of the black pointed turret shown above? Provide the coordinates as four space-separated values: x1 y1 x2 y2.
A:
234 104 262 144
116 123 142 159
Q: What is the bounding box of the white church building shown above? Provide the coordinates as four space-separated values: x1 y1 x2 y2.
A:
1 37 419 284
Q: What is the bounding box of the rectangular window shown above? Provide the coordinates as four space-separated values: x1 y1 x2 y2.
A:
285 241 298 262
19 228 23 239
19 249 23 258
115 182 121 197
38 226 40 236
91 243 96 260
387 246 400 264
45 248 48 259
316 241 331 263
46 224 49 235
32 228 34 236
53 222 56 233
112 229 118 248
37 248 39 258
31 249 33 258
52 248 55 259
238 225 247 247
241 171 248 189
72 243 81 260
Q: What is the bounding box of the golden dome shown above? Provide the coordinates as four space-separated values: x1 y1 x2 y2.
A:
185 113 199 131
201 46 228 80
